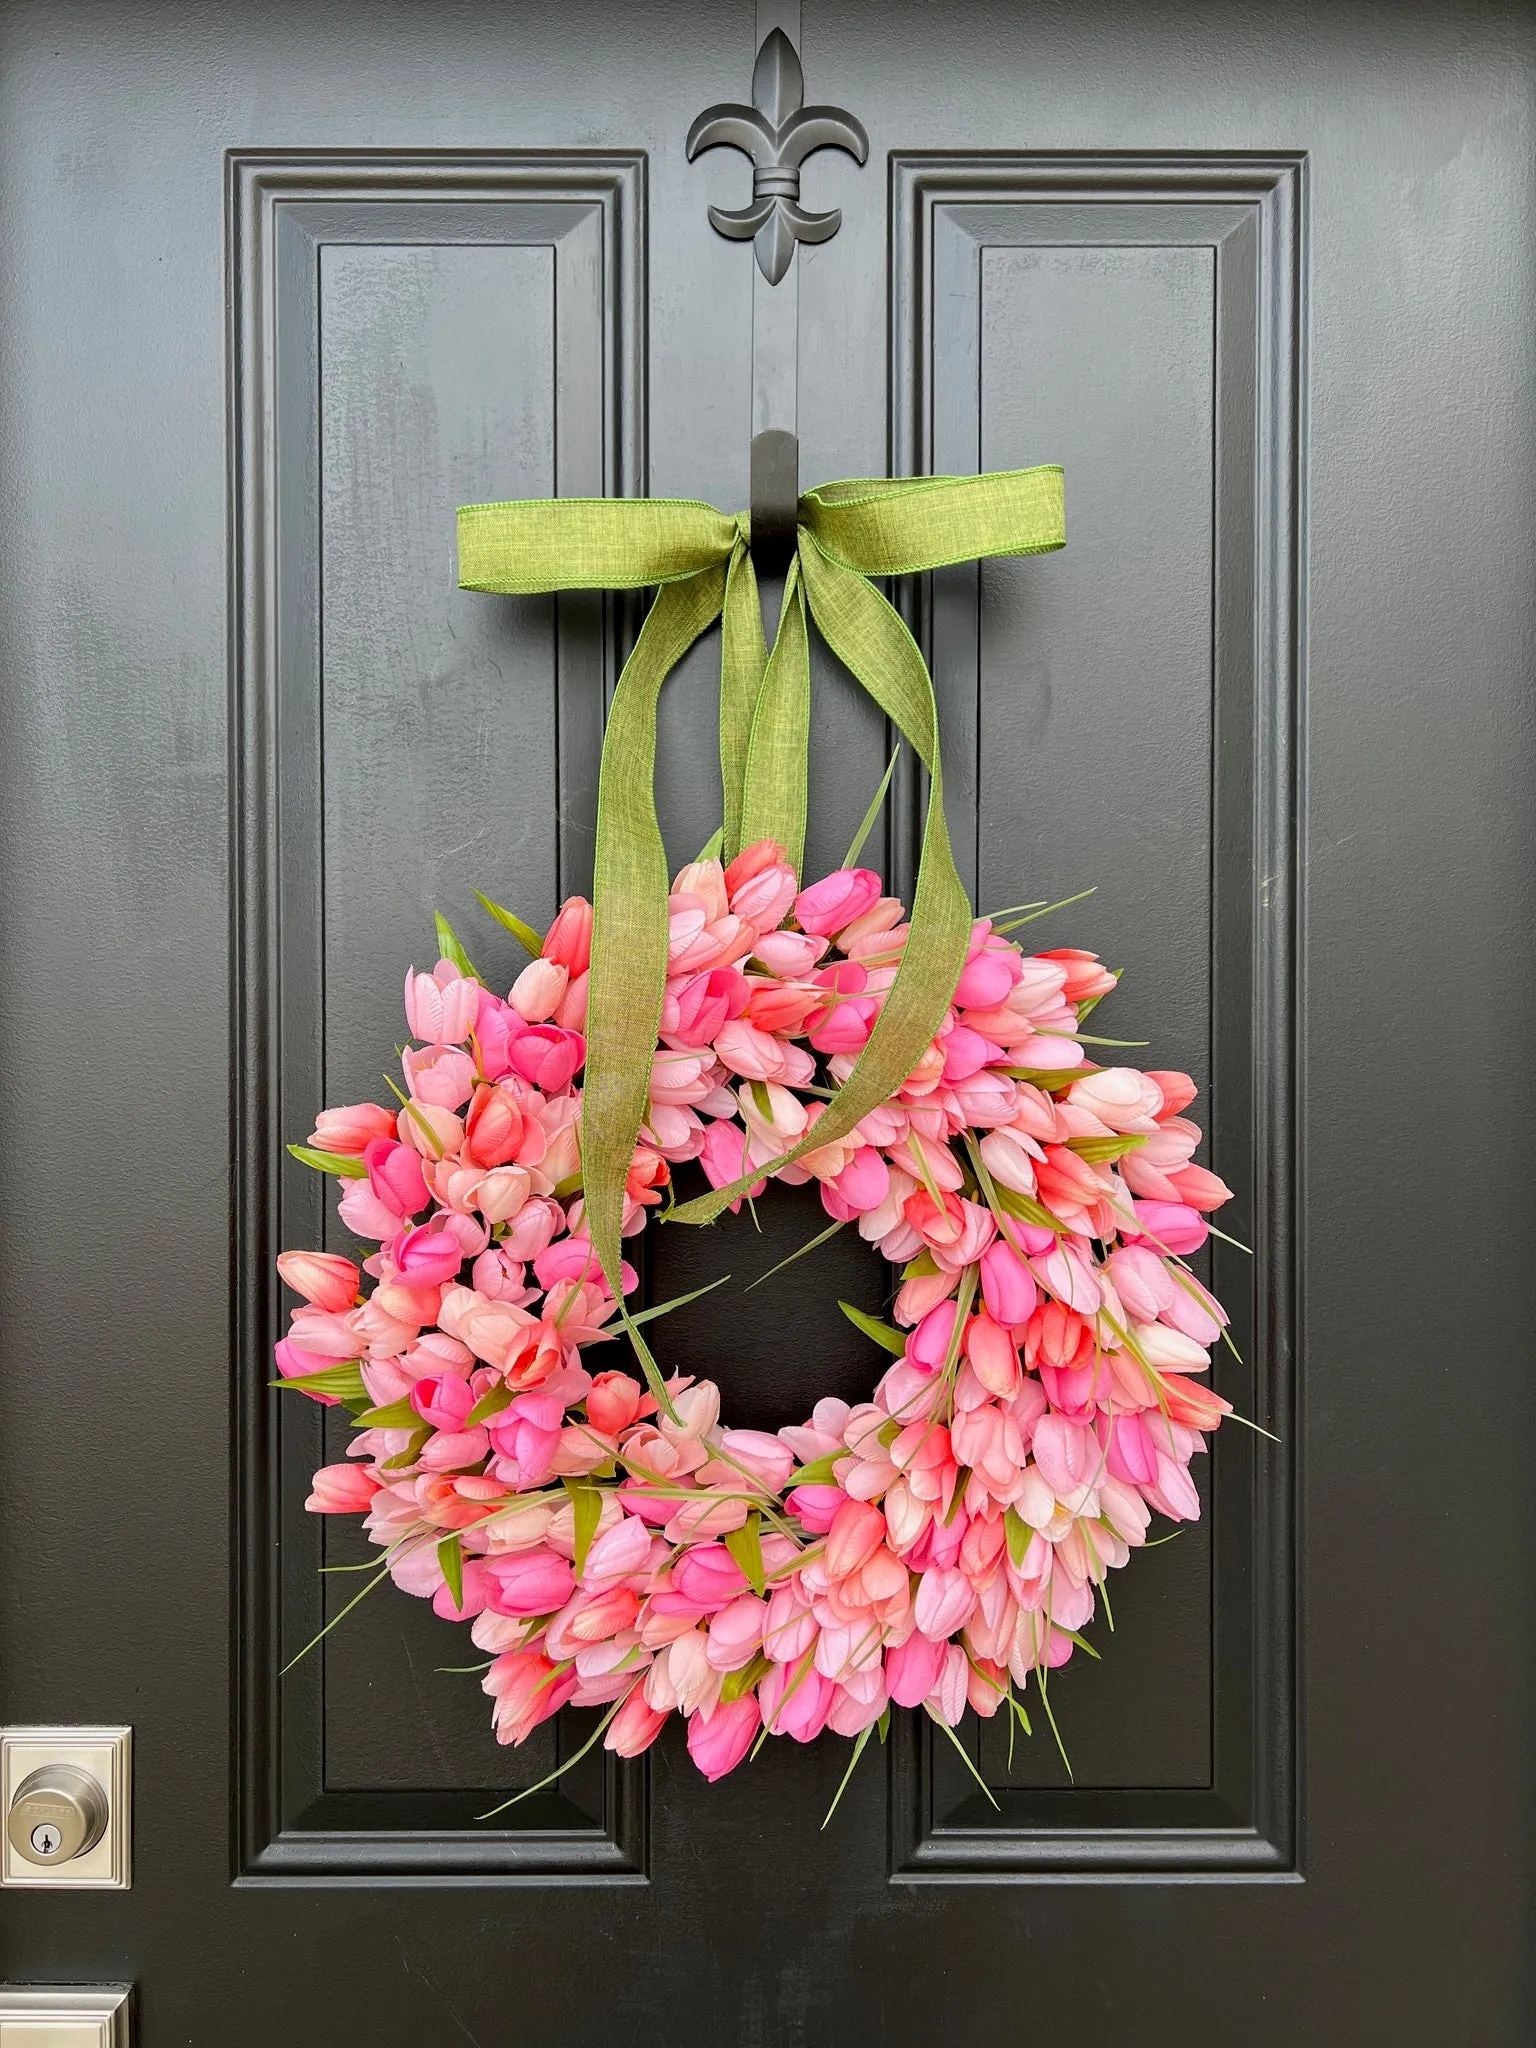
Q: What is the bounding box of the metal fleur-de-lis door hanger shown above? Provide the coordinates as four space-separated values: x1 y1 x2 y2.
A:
687 28 868 284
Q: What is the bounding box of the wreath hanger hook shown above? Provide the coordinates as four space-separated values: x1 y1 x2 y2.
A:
750 427 799 578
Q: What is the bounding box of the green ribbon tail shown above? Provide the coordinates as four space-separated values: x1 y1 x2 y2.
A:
718 536 766 863
737 558 812 879
666 534 973 1224
584 567 727 1303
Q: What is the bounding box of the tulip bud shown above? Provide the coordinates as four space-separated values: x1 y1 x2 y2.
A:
510 956 568 1023
793 866 882 938
276 1250 360 1313
605 1688 667 1757
309 1101 396 1154
543 897 593 974
305 1463 379 1513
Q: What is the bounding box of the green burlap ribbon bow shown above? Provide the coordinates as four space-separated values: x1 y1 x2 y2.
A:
457 466 1065 1319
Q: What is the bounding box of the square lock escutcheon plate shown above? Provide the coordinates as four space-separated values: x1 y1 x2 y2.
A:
1 1729 131 1889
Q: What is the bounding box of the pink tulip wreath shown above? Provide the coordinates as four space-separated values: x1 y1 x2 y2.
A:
277 841 1233 1795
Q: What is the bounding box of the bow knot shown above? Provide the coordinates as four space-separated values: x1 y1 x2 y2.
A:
458 466 1065 1319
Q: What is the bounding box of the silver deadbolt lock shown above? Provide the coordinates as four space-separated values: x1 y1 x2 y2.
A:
6 1763 109 1866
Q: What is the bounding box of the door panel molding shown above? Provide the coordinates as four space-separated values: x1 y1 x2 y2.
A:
887 153 1304 1878
228 151 649 1882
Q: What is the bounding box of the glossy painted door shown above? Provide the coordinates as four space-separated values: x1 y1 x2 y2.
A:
0 2 1530 2040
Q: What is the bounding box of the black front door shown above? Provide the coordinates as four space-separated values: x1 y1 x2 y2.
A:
1 3 1531 2041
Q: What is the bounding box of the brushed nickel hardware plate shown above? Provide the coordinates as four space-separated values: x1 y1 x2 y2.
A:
0 1730 131 1889
0 1985 131 2046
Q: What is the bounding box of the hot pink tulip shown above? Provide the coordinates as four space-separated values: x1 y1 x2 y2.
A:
391 1217 467 1287
794 866 882 937
509 1024 585 1093
276 1250 359 1313
784 1484 843 1533
305 1463 379 1513
978 1238 1037 1328
686 1695 760 1780
670 1545 748 1612
363 1136 428 1219
759 1659 835 1743
885 1630 946 1708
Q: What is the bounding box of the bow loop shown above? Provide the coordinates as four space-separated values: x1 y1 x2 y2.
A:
456 466 1065 1310
799 465 1064 577
458 496 739 593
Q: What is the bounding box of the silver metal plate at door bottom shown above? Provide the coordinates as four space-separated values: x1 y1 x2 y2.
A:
0 1986 131 2046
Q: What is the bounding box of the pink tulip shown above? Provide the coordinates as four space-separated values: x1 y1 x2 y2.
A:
511 956 568 1022
908 1299 959 1369
1032 1415 1097 1500
954 943 1022 1010
484 1547 576 1616
751 929 827 977
472 992 519 1080
762 1586 817 1663
716 1428 795 1493
305 1463 379 1513
1145 1068 1197 1115
914 1564 978 1640
729 858 798 930
1038 947 1118 1004
925 1642 972 1727
580 1513 655 1587
404 962 480 1045
1157 1372 1232 1431
670 1545 748 1612
509 1024 585 1093
1167 1163 1232 1212
794 866 882 937
401 1043 477 1109
409 1371 473 1431
587 1372 646 1436
686 1695 760 1780
964 1312 1022 1400
784 1484 843 1533
543 896 593 973
825 1499 886 1580
759 1659 835 1742
706 1595 768 1671
1128 1199 1209 1254
666 966 749 1042
605 1688 667 1757
363 1137 428 1219
309 1101 396 1154
485 1650 577 1744
390 1218 466 1287
886 1630 947 1707
978 1238 1037 1328
276 1250 359 1313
